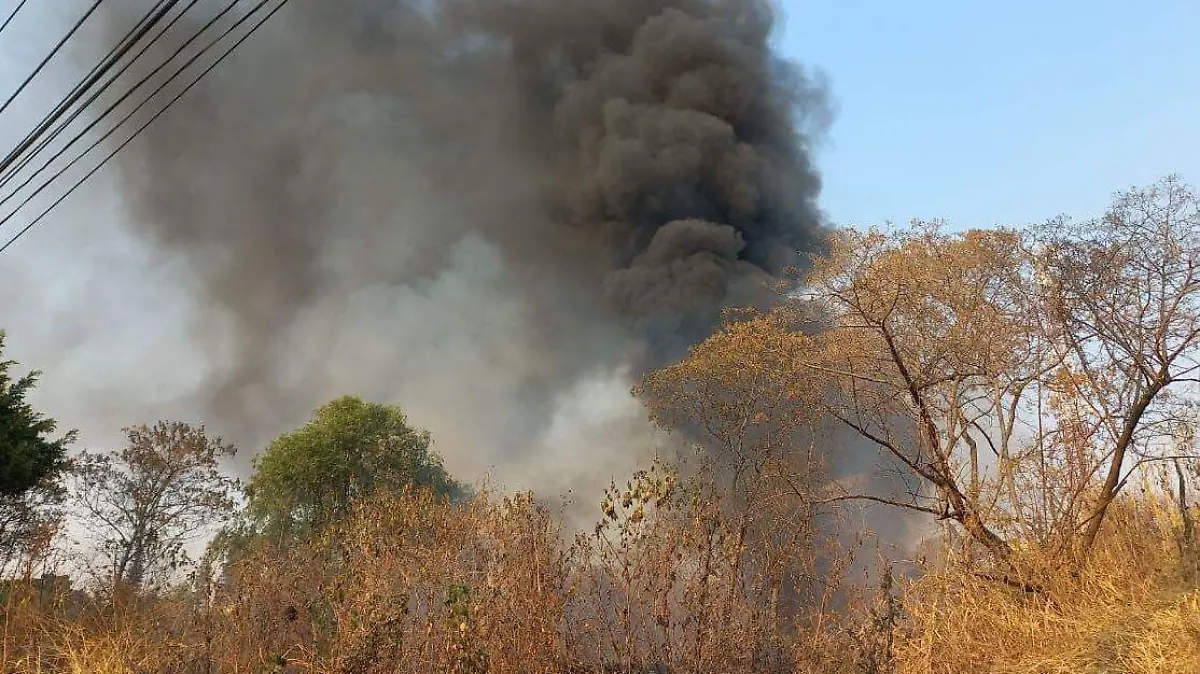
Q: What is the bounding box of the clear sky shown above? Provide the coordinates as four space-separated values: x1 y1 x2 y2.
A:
774 0 1200 230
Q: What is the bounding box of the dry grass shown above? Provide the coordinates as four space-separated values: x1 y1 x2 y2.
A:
2 594 190 674
4 485 1199 673
894 495 1200 674
2 474 861 674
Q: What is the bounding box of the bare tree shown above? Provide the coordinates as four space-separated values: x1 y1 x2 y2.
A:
0 486 67 578
790 224 1056 567
72 421 240 593
1036 176 1200 557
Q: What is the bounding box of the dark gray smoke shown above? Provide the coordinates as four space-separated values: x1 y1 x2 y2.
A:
100 0 831 499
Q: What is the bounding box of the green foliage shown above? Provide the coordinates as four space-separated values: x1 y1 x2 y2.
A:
0 331 74 573
0 331 73 498
446 583 488 674
245 396 465 538
446 583 472 620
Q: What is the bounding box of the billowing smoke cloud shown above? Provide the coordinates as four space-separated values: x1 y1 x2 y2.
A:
96 0 831 502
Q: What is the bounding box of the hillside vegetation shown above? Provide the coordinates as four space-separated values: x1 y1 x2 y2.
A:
4 177 1200 672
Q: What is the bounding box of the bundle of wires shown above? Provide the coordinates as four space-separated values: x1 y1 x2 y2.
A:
0 0 294 255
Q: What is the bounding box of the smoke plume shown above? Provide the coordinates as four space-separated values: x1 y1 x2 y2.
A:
100 0 831 500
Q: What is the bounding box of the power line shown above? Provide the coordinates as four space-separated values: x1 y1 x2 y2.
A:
0 0 186 185
0 0 29 40
0 0 294 255
0 0 181 184
0 0 106 119
0 0 244 225
0 0 207 203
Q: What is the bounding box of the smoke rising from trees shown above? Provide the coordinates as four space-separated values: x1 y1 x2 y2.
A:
99 0 832 497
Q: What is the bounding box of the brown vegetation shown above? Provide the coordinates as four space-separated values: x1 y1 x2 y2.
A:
4 178 1200 672
5 483 1198 673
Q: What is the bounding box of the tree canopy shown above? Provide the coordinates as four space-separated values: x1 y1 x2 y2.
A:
0 331 75 574
245 396 464 537
73 422 239 591
0 331 72 498
644 176 1200 574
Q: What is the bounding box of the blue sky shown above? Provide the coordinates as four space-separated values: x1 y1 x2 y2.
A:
775 0 1200 230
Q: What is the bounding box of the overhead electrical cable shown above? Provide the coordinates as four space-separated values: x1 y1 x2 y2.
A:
0 0 30 40
0 0 294 255
0 0 183 183
0 0 188 187
0 0 106 119
0 0 245 221
0 0 208 204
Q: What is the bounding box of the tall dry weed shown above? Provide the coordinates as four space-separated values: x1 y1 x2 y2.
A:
20 479 1197 673
894 492 1200 674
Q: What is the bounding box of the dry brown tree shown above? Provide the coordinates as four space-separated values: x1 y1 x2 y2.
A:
634 309 867 672
641 177 1200 588
1036 176 1200 559
72 422 240 594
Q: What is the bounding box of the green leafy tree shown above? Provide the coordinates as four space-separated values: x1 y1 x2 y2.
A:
0 330 74 574
0 331 72 498
245 396 464 538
